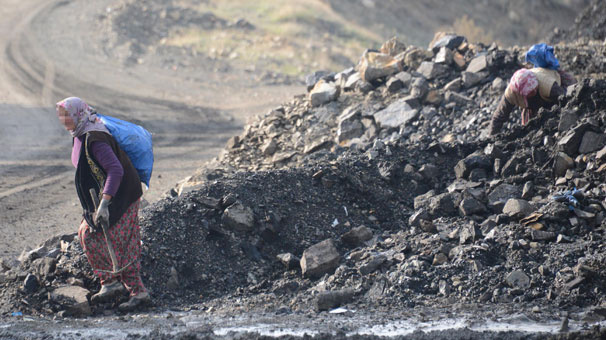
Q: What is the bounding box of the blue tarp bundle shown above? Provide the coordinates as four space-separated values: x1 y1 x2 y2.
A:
525 43 560 70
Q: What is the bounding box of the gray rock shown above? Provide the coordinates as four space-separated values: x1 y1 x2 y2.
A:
341 225 373 247
596 146 606 160
503 199 534 218
414 190 435 210
337 120 364 143
444 91 472 105
466 55 488 73
344 72 361 91
578 131 605 154
431 35 465 52
459 197 487 216
303 137 332 154
18 246 48 264
374 99 419 129
433 253 448 266
420 106 438 121
32 257 57 278
51 286 92 317
410 77 429 98
488 184 521 211
222 202 255 232
454 152 491 179
434 47 453 64
359 254 387 275
167 267 180 290
277 253 300 270
459 223 482 244
316 288 355 311
531 230 557 242
305 70 333 91
522 181 534 200
309 81 339 107
417 61 449 79
261 139 277 156
491 77 506 91
386 77 403 92
558 123 591 156
0 258 10 272
419 164 439 180
438 279 451 296
23 274 39 293
394 71 413 87
558 110 578 132
505 270 530 289
444 78 462 92
429 192 458 217
461 71 487 88
553 152 574 177
226 136 240 149
300 239 340 278
409 208 430 227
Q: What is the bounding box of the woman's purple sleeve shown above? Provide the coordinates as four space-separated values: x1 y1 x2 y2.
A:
90 141 124 196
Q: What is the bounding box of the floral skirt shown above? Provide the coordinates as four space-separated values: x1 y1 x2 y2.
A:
78 200 146 296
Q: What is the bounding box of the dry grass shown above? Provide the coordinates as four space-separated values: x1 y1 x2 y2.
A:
164 0 382 76
443 15 495 45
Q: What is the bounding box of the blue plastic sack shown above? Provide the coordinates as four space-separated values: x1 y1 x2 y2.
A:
525 43 560 70
97 114 153 188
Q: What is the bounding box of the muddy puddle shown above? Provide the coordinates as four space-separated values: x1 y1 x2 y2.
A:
1 310 604 339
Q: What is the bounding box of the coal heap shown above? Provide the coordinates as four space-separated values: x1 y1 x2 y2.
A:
2 5 606 328
550 0 606 43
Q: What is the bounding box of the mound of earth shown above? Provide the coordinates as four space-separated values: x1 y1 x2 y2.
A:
550 0 606 43
2 2 606 339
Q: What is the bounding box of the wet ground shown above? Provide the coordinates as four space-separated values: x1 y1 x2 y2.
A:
2 308 605 339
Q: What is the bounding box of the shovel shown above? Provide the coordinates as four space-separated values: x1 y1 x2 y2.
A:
89 188 130 275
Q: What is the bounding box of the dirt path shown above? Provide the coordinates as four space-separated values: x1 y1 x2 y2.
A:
0 0 302 260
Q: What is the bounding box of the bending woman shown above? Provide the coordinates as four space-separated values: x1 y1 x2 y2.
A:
55 97 150 311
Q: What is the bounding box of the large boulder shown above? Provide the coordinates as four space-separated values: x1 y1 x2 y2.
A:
51 286 92 317
300 239 340 278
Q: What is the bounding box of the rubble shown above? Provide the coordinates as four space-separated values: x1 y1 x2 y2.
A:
3 4 606 328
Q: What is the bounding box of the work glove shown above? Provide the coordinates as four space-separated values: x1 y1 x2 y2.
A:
94 198 110 230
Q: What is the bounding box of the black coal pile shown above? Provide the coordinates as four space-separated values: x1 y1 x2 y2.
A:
550 0 606 43
2 13 606 337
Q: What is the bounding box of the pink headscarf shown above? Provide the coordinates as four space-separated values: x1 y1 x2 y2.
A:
509 69 538 108
56 97 109 138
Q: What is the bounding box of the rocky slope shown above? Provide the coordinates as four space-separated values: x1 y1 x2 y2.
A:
2 1 606 338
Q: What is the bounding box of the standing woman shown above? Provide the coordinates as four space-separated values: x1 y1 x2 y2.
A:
55 97 151 311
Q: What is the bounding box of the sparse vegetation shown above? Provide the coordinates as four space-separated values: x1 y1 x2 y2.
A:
163 0 382 76
444 14 495 45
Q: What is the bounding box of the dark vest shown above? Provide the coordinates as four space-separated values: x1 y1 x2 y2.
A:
75 131 143 228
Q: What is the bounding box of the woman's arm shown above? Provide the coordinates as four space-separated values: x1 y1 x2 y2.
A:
90 141 123 199
489 95 515 135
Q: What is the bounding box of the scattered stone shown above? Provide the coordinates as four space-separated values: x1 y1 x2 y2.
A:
309 80 339 107
316 288 355 311
23 274 39 293
222 202 255 232
503 199 534 218
466 55 488 73
359 254 387 275
300 239 340 278
505 270 530 289
373 99 419 129
341 225 373 247
51 286 91 317
277 253 300 270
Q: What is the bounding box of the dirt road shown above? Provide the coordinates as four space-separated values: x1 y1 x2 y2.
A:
0 0 301 260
